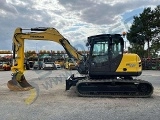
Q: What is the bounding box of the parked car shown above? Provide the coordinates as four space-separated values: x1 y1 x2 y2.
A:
0 62 11 71
24 59 30 70
42 62 56 70
33 61 43 70
55 58 64 67
55 63 61 70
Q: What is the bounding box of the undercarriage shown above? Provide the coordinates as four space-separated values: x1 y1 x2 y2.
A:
66 74 154 97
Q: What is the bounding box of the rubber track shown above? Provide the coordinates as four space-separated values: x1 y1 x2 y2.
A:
76 79 154 98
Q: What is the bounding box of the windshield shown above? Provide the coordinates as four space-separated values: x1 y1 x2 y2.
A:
92 40 109 63
92 41 108 56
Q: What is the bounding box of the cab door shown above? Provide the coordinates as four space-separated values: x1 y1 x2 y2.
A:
89 40 111 76
110 37 124 72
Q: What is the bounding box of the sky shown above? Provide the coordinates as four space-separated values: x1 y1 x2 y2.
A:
0 0 159 52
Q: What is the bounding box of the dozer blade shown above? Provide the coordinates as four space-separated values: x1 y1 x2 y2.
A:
76 79 154 98
7 73 34 91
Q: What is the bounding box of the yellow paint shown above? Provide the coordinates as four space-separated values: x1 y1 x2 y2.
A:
116 53 142 72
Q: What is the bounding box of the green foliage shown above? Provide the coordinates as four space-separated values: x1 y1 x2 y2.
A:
127 5 160 58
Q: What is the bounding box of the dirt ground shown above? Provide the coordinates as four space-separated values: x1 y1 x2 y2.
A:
0 70 160 120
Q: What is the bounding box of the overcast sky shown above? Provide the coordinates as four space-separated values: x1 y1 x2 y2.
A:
0 0 159 52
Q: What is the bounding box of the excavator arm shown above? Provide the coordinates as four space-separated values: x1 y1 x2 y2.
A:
8 27 83 91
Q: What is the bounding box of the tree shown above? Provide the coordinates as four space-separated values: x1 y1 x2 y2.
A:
127 16 146 57
150 36 160 57
152 5 160 37
127 7 156 58
25 50 36 58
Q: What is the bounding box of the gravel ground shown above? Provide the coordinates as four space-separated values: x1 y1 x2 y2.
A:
0 69 160 120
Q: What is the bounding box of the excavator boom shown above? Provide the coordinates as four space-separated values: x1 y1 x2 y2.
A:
12 27 83 73
8 27 83 91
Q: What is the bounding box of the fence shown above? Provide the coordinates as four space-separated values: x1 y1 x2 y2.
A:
142 58 160 70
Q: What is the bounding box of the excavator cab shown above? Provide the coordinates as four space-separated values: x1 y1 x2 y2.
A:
77 34 124 75
87 34 124 77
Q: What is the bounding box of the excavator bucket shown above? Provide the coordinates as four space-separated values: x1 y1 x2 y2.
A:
7 72 34 91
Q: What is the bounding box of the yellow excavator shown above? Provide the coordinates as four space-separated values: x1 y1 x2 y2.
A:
7 27 153 97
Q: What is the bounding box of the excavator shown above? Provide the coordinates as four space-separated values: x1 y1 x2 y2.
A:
7 27 154 97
